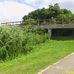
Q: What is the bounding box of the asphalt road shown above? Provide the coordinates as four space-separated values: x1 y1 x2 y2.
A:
38 53 74 74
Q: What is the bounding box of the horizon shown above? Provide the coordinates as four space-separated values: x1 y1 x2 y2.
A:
0 0 74 23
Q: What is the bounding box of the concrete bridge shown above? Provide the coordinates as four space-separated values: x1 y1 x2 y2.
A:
36 24 74 38
1 21 22 25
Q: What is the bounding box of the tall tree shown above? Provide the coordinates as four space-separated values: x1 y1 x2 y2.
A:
23 4 74 25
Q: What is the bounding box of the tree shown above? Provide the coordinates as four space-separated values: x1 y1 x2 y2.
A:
23 18 37 25
22 3 74 25
49 17 56 24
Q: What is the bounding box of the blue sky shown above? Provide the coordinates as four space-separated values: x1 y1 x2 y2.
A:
0 0 74 23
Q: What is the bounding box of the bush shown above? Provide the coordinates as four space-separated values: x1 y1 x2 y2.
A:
0 26 48 61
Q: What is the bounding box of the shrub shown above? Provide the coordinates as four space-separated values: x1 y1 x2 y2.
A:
0 26 48 61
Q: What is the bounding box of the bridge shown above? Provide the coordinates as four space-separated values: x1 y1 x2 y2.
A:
34 24 74 38
1 21 22 25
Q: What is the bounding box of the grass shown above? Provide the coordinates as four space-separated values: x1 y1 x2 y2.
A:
0 39 74 74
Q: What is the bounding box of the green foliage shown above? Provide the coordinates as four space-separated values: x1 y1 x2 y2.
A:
0 40 74 74
23 3 74 25
0 26 47 61
22 18 37 25
49 17 56 24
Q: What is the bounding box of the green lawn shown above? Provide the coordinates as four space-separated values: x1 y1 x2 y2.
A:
0 39 74 74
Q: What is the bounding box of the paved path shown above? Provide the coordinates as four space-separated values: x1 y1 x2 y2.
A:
38 53 74 74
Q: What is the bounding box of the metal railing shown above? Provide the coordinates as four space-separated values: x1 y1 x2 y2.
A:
0 21 22 25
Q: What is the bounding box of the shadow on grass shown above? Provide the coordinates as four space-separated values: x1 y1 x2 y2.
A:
51 36 74 41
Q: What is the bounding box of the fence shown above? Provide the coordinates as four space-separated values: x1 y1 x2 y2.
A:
0 21 22 26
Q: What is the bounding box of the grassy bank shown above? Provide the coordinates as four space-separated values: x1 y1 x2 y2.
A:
0 39 74 74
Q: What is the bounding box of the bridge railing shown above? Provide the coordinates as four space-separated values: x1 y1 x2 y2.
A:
0 21 22 25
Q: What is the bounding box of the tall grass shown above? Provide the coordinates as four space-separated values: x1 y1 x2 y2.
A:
0 26 48 61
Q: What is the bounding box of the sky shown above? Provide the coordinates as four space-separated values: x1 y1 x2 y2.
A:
0 0 74 23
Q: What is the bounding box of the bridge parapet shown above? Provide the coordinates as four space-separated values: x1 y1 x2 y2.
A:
1 21 22 25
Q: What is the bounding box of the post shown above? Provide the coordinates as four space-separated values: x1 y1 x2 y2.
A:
48 29 51 38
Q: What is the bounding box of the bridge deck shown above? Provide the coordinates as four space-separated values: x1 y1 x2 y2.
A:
38 24 74 29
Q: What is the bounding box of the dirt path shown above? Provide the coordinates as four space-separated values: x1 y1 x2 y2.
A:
38 53 74 74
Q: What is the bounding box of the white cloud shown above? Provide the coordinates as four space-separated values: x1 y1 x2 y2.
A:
59 0 74 12
0 1 34 23
25 0 74 12
25 0 61 8
0 0 74 23
25 0 51 8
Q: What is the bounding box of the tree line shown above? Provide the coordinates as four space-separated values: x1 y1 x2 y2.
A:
23 3 74 25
